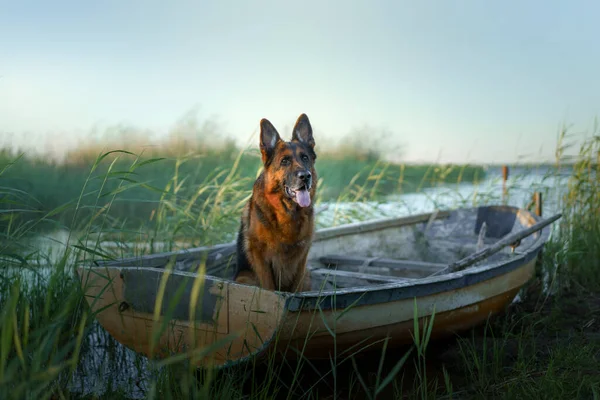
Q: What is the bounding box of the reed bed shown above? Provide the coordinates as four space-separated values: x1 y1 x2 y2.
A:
0 125 598 399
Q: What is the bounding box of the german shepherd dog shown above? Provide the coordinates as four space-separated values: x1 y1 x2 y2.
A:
234 114 316 292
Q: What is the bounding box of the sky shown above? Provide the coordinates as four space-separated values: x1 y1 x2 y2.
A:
1 0 599 163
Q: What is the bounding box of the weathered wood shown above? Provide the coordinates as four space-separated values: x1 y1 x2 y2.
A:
502 165 509 180
319 255 445 274
93 242 237 272
78 265 285 368
337 265 393 275
502 165 509 204
314 210 450 241
310 267 414 283
436 212 562 275
79 204 553 369
534 192 543 217
282 260 536 361
502 165 508 204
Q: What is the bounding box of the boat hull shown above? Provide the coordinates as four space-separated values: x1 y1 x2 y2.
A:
77 205 549 369
77 258 534 367
274 259 534 360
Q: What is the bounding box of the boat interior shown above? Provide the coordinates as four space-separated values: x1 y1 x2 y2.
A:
95 206 541 291
164 207 540 290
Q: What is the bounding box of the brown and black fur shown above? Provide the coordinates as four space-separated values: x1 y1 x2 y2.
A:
234 114 317 292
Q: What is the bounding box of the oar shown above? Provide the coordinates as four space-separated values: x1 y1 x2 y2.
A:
433 212 562 276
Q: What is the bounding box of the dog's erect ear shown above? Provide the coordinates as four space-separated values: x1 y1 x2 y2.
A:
291 114 315 148
260 118 281 163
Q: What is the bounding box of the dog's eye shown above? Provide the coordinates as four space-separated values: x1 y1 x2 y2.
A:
301 154 309 162
281 157 291 166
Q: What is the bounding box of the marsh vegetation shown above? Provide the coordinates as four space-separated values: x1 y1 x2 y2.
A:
0 125 598 399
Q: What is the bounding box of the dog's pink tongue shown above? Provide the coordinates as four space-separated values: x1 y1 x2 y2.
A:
295 189 311 207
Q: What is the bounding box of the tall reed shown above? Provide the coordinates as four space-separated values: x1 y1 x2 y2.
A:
1 124 597 399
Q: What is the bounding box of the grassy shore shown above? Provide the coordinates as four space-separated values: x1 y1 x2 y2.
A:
0 128 598 399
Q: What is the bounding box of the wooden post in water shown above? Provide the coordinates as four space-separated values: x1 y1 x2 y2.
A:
532 191 544 272
501 165 509 204
534 192 543 217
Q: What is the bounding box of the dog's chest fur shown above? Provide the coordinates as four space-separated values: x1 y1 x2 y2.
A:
260 215 312 286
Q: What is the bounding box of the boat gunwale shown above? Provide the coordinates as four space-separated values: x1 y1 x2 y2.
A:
89 209 452 269
312 209 452 241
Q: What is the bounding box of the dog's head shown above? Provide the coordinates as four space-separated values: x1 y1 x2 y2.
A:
259 114 317 209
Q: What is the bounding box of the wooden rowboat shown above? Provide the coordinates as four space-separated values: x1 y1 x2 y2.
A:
77 205 560 368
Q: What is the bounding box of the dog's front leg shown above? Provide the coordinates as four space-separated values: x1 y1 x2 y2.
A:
253 260 276 291
234 270 260 287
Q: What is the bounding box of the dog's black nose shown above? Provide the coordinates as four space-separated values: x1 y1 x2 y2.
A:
296 170 311 182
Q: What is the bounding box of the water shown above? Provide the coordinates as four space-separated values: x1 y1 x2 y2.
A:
317 165 565 228
4 166 570 397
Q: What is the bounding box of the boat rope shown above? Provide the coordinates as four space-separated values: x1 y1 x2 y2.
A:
359 256 381 273
424 209 440 233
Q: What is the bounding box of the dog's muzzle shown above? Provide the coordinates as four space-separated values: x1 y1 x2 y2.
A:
285 170 312 207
